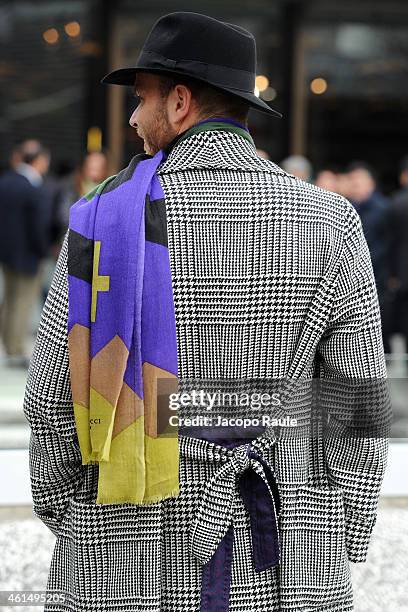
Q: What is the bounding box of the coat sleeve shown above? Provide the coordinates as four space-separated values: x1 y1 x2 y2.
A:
316 201 391 564
23 229 85 537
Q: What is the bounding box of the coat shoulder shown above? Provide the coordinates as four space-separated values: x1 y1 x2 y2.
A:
276 174 362 237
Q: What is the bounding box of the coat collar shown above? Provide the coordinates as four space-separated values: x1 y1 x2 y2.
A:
156 129 290 176
15 162 43 187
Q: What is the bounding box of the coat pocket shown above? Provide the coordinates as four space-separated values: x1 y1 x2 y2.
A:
278 484 353 611
46 498 163 611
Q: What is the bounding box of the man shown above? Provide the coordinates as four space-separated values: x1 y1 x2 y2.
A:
347 161 391 353
388 155 408 357
55 150 110 243
23 12 389 612
280 154 313 181
0 140 51 367
314 166 340 193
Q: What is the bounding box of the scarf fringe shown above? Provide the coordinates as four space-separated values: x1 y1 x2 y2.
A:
95 485 181 506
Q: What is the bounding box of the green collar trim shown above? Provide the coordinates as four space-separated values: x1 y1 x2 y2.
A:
177 121 255 147
164 121 255 157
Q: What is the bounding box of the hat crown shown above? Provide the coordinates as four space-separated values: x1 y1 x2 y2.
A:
142 12 256 75
100 11 282 119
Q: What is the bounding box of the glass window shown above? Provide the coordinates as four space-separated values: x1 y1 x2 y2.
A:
0 1 91 173
302 7 408 192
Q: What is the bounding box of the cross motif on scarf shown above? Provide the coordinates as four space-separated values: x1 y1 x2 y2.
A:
91 240 110 323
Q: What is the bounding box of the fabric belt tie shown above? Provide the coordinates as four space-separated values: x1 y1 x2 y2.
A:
187 441 281 611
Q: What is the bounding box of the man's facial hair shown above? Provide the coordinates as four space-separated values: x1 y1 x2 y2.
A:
142 100 177 155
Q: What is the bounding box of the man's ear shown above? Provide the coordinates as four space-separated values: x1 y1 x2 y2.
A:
172 84 193 117
168 84 194 123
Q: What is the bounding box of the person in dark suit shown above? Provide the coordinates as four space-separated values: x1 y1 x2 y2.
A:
389 156 408 355
347 161 391 353
0 140 51 367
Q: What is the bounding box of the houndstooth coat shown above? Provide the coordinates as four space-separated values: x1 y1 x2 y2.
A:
23 128 389 612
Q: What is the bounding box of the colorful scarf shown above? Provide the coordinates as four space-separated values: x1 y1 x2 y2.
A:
67 118 255 505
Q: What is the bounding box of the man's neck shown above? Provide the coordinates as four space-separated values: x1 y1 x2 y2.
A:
163 116 250 157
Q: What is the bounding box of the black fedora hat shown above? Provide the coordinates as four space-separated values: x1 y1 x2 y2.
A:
101 11 282 119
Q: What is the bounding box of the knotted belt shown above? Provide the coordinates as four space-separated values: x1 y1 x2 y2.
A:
179 436 281 612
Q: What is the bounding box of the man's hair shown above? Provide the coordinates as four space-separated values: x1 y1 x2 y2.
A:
17 139 50 165
156 73 250 126
315 164 341 175
399 155 408 174
346 160 376 180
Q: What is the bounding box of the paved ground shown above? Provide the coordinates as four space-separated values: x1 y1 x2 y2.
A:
0 498 406 611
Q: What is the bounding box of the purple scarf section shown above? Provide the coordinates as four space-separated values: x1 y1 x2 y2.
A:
67 148 180 505
68 149 178 389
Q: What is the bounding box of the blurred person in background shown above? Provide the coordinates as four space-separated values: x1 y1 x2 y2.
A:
55 150 109 241
256 148 270 159
79 150 109 194
388 155 408 355
394 155 408 198
336 172 352 199
315 167 340 193
8 139 40 170
280 154 313 181
347 160 391 353
8 140 64 305
8 144 22 169
9 139 62 257
0 140 52 368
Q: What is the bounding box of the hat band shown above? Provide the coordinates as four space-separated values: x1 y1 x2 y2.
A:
137 49 255 93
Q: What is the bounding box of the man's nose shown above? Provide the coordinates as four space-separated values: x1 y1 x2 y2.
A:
129 109 138 128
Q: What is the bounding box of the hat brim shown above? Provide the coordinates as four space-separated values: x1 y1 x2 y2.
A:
101 66 282 119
